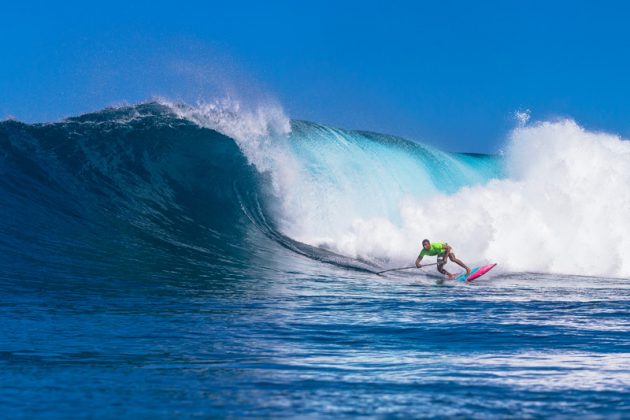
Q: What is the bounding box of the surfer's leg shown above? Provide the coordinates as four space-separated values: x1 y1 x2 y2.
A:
437 260 454 279
448 252 471 275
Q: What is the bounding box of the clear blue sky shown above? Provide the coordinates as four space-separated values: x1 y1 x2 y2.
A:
2 0 629 152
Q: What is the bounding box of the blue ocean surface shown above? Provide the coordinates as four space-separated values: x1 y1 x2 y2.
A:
1 103 629 417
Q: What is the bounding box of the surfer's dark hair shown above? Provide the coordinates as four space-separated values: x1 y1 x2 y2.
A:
422 239 430 245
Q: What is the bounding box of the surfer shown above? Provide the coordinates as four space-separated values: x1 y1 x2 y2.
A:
415 239 471 280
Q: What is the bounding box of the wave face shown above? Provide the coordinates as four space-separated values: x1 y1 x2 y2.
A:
0 104 276 284
1 102 629 279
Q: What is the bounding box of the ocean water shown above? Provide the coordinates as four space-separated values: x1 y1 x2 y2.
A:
1 102 629 417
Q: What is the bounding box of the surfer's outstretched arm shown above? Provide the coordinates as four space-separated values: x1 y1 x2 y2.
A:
415 255 423 268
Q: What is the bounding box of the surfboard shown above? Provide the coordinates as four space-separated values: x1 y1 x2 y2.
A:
456 263 497 282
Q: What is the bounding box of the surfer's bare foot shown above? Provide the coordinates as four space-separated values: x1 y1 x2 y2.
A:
447 273 455 280
465 267 471 275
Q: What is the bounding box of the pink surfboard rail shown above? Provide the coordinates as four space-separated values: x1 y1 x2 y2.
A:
459 263 497 282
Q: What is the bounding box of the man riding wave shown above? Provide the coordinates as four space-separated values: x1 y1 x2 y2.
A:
415 239 471 280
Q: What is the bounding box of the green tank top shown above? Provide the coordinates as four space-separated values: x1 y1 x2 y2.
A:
419 242 446 257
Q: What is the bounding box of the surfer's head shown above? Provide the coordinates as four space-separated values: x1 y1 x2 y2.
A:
422 239 430 250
